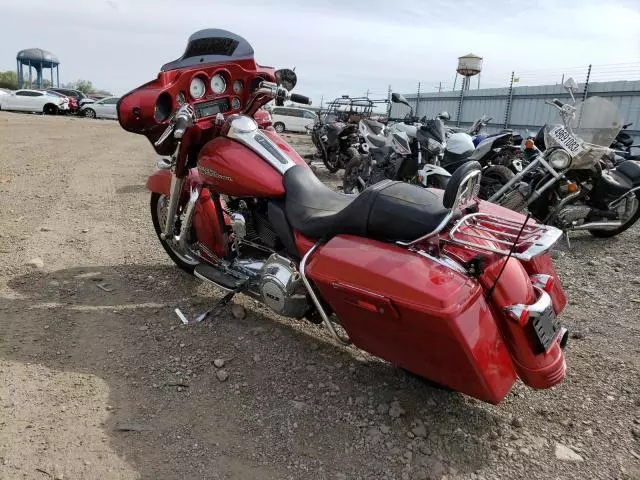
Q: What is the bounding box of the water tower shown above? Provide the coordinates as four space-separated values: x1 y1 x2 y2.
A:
455 53 483 90
16 48 60 89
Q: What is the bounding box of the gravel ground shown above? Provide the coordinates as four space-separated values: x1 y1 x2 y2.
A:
0 112 639 480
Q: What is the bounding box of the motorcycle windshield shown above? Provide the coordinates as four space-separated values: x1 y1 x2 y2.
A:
548 96 623 148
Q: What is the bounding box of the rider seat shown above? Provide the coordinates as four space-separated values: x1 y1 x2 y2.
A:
283 165 450 241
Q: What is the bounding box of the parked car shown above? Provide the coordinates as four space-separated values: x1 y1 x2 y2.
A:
0 89 69 114
47 88 93 107
270 106 317 133
44 90 78 113
80 96 120 119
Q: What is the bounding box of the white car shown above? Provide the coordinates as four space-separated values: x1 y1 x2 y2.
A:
80 96 119 119
271 106 317 133
0 89 69 114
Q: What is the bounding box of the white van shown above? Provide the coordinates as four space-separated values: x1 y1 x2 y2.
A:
271 107 317 133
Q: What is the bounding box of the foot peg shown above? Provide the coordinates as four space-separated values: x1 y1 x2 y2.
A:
194 264 246 291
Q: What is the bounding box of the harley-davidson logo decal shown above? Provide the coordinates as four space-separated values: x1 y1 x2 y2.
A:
198 166 233 182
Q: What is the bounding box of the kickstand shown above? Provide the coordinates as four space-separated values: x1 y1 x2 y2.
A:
564 231 571 249
175 289 237 325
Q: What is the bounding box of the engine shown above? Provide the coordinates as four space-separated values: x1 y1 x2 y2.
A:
555 205 591 228
259 254 309 318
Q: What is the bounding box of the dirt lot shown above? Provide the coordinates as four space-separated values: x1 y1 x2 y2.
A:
0 112 639 480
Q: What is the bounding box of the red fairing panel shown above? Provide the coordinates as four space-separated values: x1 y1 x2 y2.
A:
197 137 286 197
479 259 566 389
306 235 517 404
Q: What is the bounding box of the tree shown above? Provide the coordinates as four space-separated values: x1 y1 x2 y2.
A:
0 71 18 89
70 79 94 94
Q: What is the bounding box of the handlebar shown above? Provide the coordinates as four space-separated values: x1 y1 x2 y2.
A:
552 99 564 108
290 93 311 105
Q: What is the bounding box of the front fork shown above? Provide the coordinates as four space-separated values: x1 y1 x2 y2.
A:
161 174 184 239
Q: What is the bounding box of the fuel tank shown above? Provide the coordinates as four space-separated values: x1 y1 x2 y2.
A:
306 234 518 404
197 116 307 198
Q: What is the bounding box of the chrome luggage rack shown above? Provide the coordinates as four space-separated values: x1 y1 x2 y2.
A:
447 213 562 261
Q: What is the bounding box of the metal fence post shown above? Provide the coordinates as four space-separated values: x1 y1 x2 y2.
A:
503 71 515 129
415 82 421 115
582 64 592 101
386 85 392 118
455 83 465 127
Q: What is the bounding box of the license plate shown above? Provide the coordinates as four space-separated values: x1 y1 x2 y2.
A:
532 307 560 351
548 125 585 157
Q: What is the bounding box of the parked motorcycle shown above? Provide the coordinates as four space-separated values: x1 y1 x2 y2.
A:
609 122 639 162
309 118 361 173
490 77 640 239
343 94 452 193
118 28 569 405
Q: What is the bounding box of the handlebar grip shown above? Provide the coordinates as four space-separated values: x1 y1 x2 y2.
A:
552 99 564 108
174 114 189 139
290 93 312 105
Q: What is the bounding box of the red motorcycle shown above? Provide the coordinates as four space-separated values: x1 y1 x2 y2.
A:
118 29 569 405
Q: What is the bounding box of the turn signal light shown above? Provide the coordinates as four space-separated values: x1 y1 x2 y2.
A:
531 274 554 293
524 139 535 150
567 182 578 193
505 305 530 325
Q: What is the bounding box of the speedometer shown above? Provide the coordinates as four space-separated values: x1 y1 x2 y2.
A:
210 74 226 94
189 77 206 99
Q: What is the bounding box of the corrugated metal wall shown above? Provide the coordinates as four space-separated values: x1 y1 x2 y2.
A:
390 80 640 144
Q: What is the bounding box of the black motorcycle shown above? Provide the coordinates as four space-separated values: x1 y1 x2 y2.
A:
309 118 362 173
609 122 639 162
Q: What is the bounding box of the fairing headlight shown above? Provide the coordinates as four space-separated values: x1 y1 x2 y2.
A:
548 148 571 170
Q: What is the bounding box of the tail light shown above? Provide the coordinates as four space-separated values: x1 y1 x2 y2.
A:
530 274 554 293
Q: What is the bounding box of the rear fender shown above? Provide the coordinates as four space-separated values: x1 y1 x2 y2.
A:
480 258 566 389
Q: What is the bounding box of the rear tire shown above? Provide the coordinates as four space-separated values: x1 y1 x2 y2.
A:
322 151 342 173
273 122 285 133
342 154 365 194
479 165 514 200
150 193 199 274
43 104 58 115
589 193 640 238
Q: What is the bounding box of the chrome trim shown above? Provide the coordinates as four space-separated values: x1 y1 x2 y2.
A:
571 221 622 231
161 175 184 239
177 187 199 251
505 285 552 319
227 115 297 175
396 169 481 247
448 212 562 261
157 157 173 170
299 241 351 346
413 249 467 275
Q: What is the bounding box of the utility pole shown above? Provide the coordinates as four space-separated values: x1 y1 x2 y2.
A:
365 88 370 99
415 82 421 114
320 95 324 111
386 85 392 118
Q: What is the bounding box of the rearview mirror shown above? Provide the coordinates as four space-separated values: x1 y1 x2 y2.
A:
563 77 579 93
437 111 450 121
275 69 297 91
391 92 410 107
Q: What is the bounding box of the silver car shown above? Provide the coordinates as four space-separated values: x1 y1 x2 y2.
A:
80 96 119 119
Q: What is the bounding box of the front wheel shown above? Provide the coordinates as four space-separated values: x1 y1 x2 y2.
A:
273 122 285 133
150 193 200 274
479 165 515 200
589 193 640 238
84 108 96 119
322 150 342 173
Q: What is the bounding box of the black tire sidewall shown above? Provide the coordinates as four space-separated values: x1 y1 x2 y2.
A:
150 192 197 274
274 122 284 133
480 165 514 199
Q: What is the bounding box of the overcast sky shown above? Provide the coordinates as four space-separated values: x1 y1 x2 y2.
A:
2 0 639 105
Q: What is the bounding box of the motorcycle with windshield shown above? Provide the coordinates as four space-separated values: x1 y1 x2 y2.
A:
490 78 640 240
118 28 570 405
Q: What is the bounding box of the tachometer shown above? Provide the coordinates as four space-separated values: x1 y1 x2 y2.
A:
233 80 243 94
189 77 206 99
210 74 227 94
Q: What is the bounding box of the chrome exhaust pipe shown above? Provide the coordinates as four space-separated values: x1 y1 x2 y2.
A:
558 327 569 349
571 221 622 231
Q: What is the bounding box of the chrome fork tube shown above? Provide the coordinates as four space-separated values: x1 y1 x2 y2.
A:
488 157 541 202
177 187 200 250
161 174 184 239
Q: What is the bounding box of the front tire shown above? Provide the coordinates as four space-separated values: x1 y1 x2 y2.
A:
479 165 515 200
150 193 200 274
589 193 640 238
43 104 58 115
84 108 96 119
273 122 285 133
